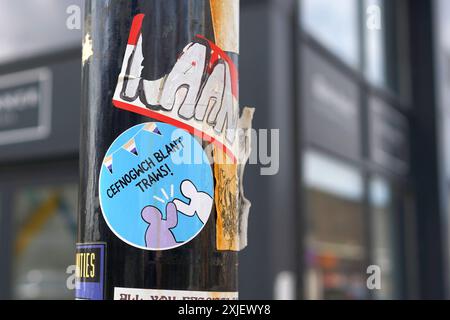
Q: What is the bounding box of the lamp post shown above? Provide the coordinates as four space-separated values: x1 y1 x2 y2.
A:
77 0 245 300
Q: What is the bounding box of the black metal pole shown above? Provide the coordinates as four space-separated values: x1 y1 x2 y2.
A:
77 0 242 300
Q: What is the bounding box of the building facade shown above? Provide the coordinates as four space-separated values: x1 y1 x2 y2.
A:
0 0 448 300
239 0 448 300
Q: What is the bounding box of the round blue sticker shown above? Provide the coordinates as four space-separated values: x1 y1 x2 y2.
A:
99 122 214 250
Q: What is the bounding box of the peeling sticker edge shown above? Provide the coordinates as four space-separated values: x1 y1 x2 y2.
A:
82 33 93 66
237 107 254 250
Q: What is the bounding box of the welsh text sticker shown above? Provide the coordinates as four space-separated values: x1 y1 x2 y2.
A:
99 122 213 250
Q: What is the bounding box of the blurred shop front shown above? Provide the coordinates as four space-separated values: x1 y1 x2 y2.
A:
240 0 446 300
298 0 411 300
435 0 450 300
0 0 82 299
0 0 449 300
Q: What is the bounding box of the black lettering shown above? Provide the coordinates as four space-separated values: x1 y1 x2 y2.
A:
142 178 151 190
166 144 174 155
107 188 114 198
119 177 129 189
148 174 157 185
154 151 164 163
136 181 145 192
160 165 169 176
145 157 155 167
114 181 121 194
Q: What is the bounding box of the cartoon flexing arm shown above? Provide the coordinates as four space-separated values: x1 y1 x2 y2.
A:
173 180 213 225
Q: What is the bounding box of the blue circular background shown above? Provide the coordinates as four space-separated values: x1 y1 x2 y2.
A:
99 122 213 250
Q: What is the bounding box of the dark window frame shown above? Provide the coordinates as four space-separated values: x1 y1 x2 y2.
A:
295 0 414 300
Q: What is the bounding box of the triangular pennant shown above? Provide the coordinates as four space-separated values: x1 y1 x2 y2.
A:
103 155 113 174
123 138 138 156
144 123 162 136
153 126 161 135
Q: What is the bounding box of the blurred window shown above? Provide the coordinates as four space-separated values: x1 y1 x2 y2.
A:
436 0 450 53
0 0 83 64
300 0 409 98
300 0 360 67
435 0 450 179
364 0 386 87
303 150 367 300
363 0 409 97
369 176 399 299
12 183 77 300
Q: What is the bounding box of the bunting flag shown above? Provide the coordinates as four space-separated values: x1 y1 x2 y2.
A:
123 138 138 156
104 155 113 174
143 122 162 136
102 123 163 175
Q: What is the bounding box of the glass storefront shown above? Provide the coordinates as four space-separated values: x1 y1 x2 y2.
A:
300 0 408 97
434 0 450 296
0 0 82 63
0 0 81 301
364 0 386 87
0 160 78 299
300 0 359 67
299 0 411 300
303 150 367 300
12 183 77 299
369 176 399 299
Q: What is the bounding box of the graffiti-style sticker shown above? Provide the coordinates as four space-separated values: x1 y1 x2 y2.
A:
114 287 238 300
75 243 106 300
109 11 253 253
113 14 240 162
99 122 214 250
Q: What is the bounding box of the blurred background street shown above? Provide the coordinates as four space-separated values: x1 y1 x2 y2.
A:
0 0 450 300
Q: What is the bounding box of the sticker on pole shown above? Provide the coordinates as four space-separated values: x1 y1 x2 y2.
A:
99 122 213 250
113 14 240 163
114 287 238 300
75 243 106 300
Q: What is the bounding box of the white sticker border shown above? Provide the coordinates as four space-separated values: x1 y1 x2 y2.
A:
114 287 238 300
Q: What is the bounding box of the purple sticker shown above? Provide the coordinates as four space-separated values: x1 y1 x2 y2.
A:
75 243 106 300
